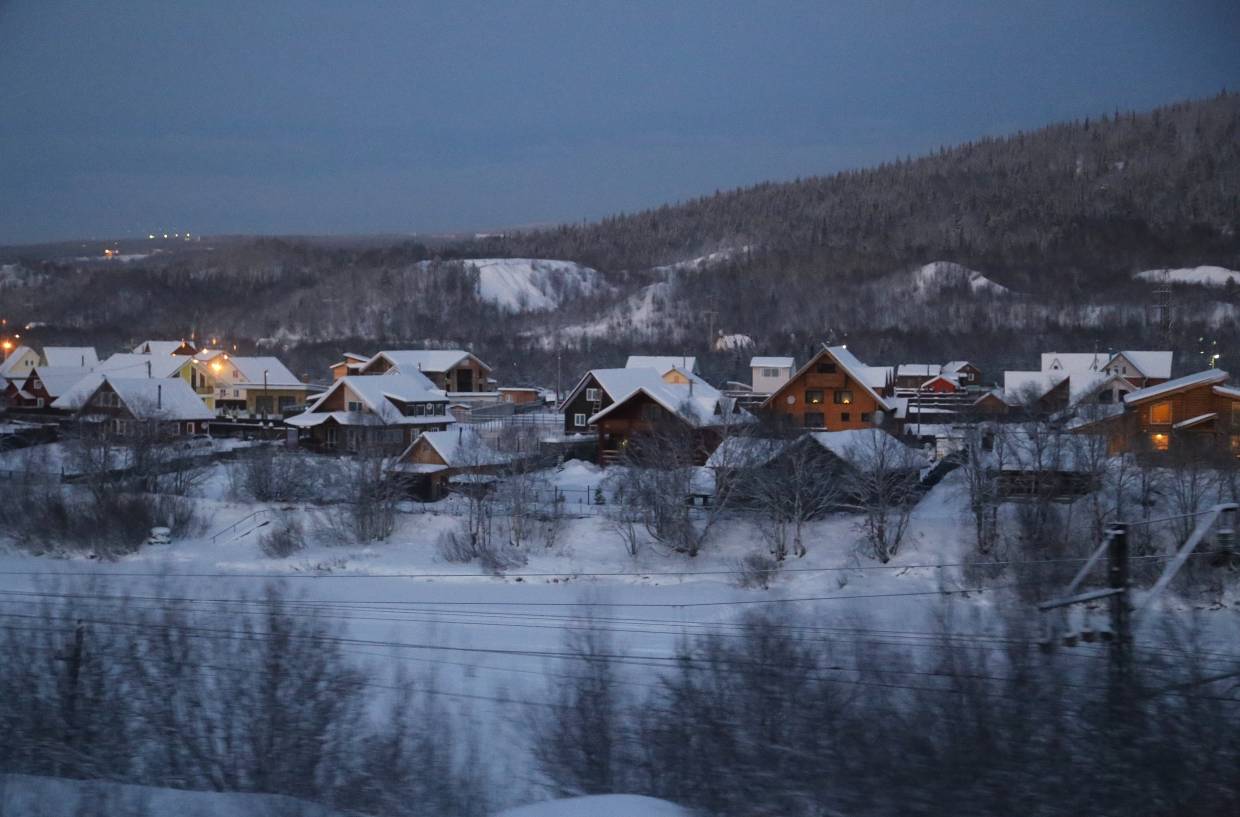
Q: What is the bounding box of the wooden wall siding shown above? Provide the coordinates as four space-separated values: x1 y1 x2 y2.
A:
562 374 613 434
1109 384 1240 454
768 367 880 430
319 385 348 412
446 359 493 392
407 439 449 467
595 396 719 465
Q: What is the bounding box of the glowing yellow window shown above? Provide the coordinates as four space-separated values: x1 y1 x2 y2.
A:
1151 433 1169 452
1148 401 1172 425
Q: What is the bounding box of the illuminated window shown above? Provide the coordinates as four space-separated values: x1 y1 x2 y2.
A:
1149 401 1172 425
805 389 824 405
1150 433 1169 452
833 389 854 405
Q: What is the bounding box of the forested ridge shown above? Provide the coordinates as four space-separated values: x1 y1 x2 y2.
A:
3 92 1238 384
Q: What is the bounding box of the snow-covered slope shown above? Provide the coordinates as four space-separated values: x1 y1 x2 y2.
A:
1135 266 1240 287
447 258 608 312
909 261 1008 295
495 795 692 817
651 245 751 275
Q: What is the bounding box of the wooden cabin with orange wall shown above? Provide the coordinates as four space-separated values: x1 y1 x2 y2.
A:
761 346 895 431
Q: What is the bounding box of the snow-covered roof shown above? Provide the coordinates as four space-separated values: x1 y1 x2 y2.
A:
1173 412 1217 430
225 356 303 386
52 375 213 421
42 346 98 369
588 374 742 429
1113 351 1173 380
859 365 893 389
1123 369 1228 405
921 373 959 389
1213 385 1240 400
704 435 790 469
415 427 511 468
367 349 488 375
942 360 974 374
1065 372 1137 404
625 355 698 374
0 345 37 378
30 366 93 398
826 346 895 412
291 373 451 427
1041 352 1108 374
808 429 930 468
1004 370 1067 402
750 356 794 369
96 352 190 379
897 363 939 378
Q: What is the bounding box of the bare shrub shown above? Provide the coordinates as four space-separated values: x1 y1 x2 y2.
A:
734 551 780 589
259 515 305 559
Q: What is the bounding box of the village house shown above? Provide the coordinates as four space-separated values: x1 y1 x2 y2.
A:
1078 369 1240 456
0 344 40 385
329 353 369 381
894 364 940 392
750 356 795 394
942 361 983 387
286 372 453 451
52 374 214 437
189 351 317 418
5 365 94 410
388 426 513 500
357 350 495 394
761 345 895 432
132 339 198 356
587 369 747 465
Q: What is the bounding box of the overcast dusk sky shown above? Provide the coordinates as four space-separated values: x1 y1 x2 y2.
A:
1 1 1238 243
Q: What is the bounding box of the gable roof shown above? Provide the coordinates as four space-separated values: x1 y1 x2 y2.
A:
625 355 698 375
1041 352 1108 374
942 361 975 374
366 349 489 375
29 366 94 399
562 367 669 408
1123 369 1228 405
96 353 190 379
0 346 38 379
896 363 939 378
52 375 213 421
416 427 511 468
766 346 894 412
750 356 794 369
1003 370 1067 402
1112 351 1173 380
588 373 743 428
289 373 449 428
227 356 302 386
42 347 98 369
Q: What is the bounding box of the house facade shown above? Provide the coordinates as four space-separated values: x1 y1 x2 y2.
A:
1101 369 1240 456
761 346 894 431
286 372 453 451
359 350 495 393
52 375 214 437
750 356 794 394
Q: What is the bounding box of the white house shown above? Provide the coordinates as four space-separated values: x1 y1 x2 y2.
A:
749 356 794 394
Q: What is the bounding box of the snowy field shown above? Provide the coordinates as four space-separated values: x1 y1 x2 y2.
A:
3 449 1240 814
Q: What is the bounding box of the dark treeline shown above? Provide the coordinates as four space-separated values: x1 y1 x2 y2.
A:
2 583 1240 816
3 93 1238 385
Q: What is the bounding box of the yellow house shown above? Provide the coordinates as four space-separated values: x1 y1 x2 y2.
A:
189 351 318 418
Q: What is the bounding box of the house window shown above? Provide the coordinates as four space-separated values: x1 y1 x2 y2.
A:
641 403 662 422
841 412 851 423
804 411 825 428
347 400 363 412
816 362 837 374
833 389 853 405
574 413 587 427
861 412 872 423
35 398 44 408
586 388 601 402
805 389 824 405
1150 432 1169 452
761 367 779 378
1149 401 1172 425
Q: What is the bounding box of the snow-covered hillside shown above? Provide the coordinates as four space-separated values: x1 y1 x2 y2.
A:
651 245 751 275
441 258 609 312
1135 266 1240 287
909 261 1009 296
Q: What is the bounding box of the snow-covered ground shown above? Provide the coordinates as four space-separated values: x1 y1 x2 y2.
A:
1135 266 1240 287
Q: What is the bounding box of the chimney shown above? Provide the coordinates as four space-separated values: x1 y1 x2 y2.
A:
157 383 162 410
